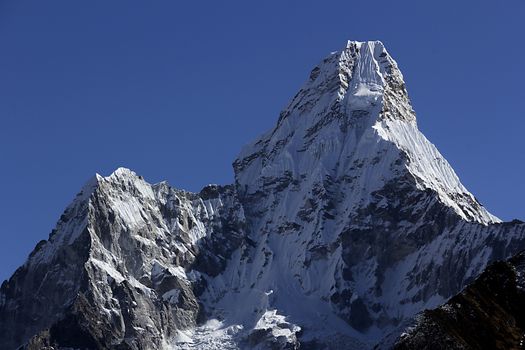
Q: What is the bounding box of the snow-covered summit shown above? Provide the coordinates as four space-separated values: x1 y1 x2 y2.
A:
235 40 497 225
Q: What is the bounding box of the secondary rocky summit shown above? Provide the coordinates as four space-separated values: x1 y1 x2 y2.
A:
1 41 524 349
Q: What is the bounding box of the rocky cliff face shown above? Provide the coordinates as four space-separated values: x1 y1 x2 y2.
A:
0 170 247 350
0 40 524 349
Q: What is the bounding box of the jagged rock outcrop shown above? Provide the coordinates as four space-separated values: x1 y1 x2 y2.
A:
0 40 523 349
0 171 247 349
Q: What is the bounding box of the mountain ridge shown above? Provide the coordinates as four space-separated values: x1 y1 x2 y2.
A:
1 40 523 349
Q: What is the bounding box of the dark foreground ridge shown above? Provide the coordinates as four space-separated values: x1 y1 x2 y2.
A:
395 245 525 350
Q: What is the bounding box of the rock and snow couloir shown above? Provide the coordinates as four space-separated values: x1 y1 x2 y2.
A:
1 40 524 349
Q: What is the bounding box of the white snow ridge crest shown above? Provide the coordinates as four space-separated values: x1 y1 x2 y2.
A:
1 41 524 350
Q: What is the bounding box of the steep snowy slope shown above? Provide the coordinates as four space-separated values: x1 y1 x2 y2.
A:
0 40 524 349
212 40 523 347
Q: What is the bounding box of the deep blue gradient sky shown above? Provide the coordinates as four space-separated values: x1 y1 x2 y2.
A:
1 1 524 282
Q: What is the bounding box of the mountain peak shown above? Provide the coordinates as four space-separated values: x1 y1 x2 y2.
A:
235 39 497 224
301 40 403 107
108 166 137 178
4 41 522 350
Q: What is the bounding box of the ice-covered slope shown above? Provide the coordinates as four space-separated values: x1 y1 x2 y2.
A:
215 40 519 347
0 40 524 349
235 41 497 225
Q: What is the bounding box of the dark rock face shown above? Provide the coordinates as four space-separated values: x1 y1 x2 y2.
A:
394 251 525 350
0 195 92 350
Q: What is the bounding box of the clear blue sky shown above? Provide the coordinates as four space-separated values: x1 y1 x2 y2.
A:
1 0 524 282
